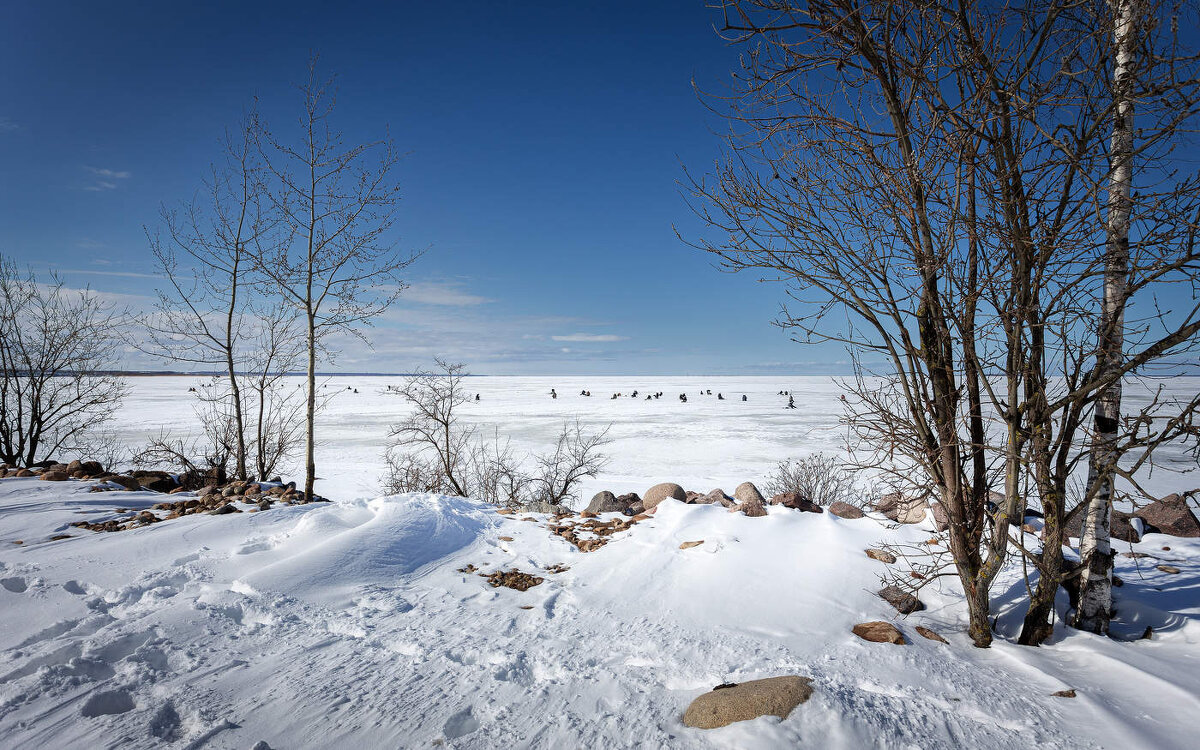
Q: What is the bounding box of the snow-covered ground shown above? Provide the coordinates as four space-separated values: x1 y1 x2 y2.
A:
1 376 1198 748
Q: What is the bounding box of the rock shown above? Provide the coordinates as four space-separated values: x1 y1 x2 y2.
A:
139 476 177 493
1136 493 1200 538
66 460 83 473
14 468 34 477
770 491 824 513
622 497 645 516
873 491 930 524
705 489 736 507
210 504 238 515
643 482 686 511
79 460 104 476
878 585 924 614
682 676 814 729
1156 564 1181 574
930 502 949 532
679 540 704 550
108 475 141 491
852 621 906 644
828 501 865 519
585 491 626 514
915 626 948 644
734 482 766 506
1051 689 1076 698
865 548 897 564
38 470 70 481
1061 507 1140 543
733 495 767 517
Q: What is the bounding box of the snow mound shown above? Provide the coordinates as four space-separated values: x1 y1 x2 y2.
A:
236 493 497 607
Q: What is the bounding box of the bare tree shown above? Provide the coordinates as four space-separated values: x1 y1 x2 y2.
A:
144 117 270 480
0 257 126 466
691 0 1200 648
253 56 419 501
387 359 476 497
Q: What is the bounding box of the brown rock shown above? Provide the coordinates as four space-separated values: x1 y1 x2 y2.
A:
109 475 140 491
915 626 948 644
585 490 627 514
682 676 814 729
1051 689 1077 698
878 585 924 614
734 482 766 506
15 468 34 477
873 491 930 524
498 536 514 542
852 621 906 644
643 483 687 511
39 470 70 481
930 502 949 532
733 496 767 518
1136 494 1200 538
770 491 824 513
865 548 897 564
1061 507 1140 543
1156 564 1181 574
679 540 704 550
828 501 864 519
705 489 736 508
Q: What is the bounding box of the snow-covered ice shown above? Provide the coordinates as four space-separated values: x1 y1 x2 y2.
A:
1 376 1198 748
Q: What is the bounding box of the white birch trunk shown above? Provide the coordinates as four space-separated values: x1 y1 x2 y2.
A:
1075 0 1135 634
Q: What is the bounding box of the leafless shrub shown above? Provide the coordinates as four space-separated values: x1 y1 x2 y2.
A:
528 421 611 507
384 360 609 509
761 453 856 507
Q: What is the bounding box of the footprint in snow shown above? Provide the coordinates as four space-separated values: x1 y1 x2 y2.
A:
80 688 135 717
442 706 481 739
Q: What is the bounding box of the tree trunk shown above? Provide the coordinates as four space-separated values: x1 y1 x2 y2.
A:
1075 0 1135 635
304 310 316 500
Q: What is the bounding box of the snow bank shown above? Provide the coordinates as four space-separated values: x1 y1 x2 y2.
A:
2 478 1198 749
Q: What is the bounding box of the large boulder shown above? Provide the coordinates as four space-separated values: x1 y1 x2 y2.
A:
39 470 70 482
1136 493 1200 538
873 491 930 524
878 585 924 614
1061 507 1140 544
108 475 141 491
829 501 865 519
682 676 814 729
585 491 626 514
852 621 907 645
770 491 824 514
643 483 687 511
734 482 766 506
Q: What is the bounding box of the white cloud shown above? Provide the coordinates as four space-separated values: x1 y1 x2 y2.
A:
82 166 131 192
401 281 491 306
551 333 628 343
0 117 17 132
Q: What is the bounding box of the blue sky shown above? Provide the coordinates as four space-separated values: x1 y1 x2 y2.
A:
0 0 850 375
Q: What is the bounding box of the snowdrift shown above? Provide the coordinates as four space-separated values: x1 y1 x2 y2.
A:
1 478 1198 749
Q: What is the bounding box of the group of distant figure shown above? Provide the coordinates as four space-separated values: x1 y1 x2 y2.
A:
537 387 793 408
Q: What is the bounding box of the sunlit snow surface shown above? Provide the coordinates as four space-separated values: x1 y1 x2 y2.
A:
0 376 1197 749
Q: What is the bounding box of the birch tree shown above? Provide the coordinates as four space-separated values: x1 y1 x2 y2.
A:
1072 0 1137 636
144 119 268 480
253 57 418 500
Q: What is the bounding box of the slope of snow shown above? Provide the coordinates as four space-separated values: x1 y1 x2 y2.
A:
2 477 1198 749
